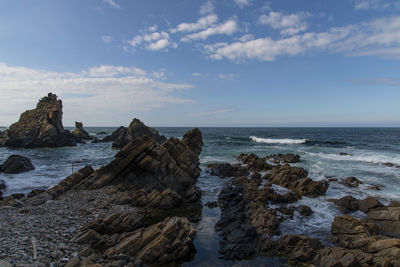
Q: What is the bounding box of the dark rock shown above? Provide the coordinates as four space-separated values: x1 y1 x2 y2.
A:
0 130 8 146
342 177 363 187
11 193 25 199
237 153 272 172
368 184 383 190
383 162 395 167
71 121 92 140
27 189 46 198
5 93 77 148
297 205 313 216
0 179 6 198
205 201 218 208
102 126 126 142
358 197 384 213
1 155 35 174
111 118 167 149
96 131 107 135
278 235 323 263
206 163 249 178
339 152 350 156
330 196 359 213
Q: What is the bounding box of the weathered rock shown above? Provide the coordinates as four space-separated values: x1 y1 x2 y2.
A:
5 93 77 148
112 118 167 149
87 212 146 234
367 206 400 237
71 121 92 140
237 153 272 172
342 176 363 187
47 128 203 207
297 205 313 216
339 152 351 156
102 126 126 142
1 155 35 173
358 197 384 213
0 130 8 146
95 216 196 264
264 164 328 198
278 235 323 263
330 196 359 213
206 163 249 178
205 201 218 208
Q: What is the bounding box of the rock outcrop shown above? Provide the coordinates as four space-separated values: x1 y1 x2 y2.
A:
1 155 35 174
5 93 77 148
103 118 167 149
0 179 6 198
45 128 203 208
71 121 92 141
71 215 196 265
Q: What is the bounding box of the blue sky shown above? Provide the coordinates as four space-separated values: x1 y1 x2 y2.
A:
0 0 400 127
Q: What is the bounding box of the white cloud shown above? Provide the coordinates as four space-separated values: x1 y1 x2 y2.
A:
127 31 177 51
236 34 254 42
181 19 238 42
0 63 193 125
101 35 112 44
219 73 238 80
259 11 310 36
354 0 389 10
104 0 120 9
170 14 218 33
191 108 236 116
200 1 215 15
148 25 158 32
204 16 400 62
152 71 166 79
234 0 252 8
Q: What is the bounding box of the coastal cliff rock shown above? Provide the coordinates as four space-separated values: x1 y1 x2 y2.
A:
71 121 92 141
102 118 167 149
5 93 77 148
0 130 8 146
1 155 35 174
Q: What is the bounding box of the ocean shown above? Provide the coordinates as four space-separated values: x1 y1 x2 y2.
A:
1 127 400 266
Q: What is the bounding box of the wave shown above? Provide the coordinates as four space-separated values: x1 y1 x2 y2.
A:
304 140 349 147
250 136 307 144
304 151 400 166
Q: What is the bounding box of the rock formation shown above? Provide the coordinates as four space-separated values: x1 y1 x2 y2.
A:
1 155 35 174
100 118 167 149
71 121 92 141
5 93 77 148
110 118 167 149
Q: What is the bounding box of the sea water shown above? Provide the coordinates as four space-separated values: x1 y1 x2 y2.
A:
1 127 399 266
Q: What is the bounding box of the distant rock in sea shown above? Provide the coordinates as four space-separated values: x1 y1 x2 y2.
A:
4 93 77 148
102 118 167 149
71 121 92 141
1 155 35 174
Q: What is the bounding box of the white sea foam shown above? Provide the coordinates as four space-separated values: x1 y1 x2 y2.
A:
250 136 307 144
304 151 400 165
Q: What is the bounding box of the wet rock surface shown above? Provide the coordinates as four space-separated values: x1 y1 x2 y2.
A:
4 93 77 148
71 121 92 141
1 155 35 174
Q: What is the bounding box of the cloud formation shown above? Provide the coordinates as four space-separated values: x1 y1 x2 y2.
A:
127 31 177 51
259 11 310 36
181 18 238 42
200 1 215 15
204 16 400 61
234 0 252 8
0 63 193 125
104 0 120 9
170 14 218 33
101 35 112 43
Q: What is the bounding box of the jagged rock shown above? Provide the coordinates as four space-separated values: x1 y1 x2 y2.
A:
102 126 126 142
264 164 328 198
1 155 35 173
367 206 400 237
0 130 8 146
342 176 363 187
330 196 359 213
297 205 313 216
265 153 300 164
206 163 249 178
81 216 196 265
27 189 46 198
5 93 77 148
358 197 384 213
71 121 92 140
47 128 203 207
87 212 146 234
278 235 323 262
237 153 272 172
111 118 166 149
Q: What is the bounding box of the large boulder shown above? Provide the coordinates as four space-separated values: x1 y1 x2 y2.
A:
1 155 35 174
111 118 166 149
5 93 77 148
102 126 126 142
71 121 92 140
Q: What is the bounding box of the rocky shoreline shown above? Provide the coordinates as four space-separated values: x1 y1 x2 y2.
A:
1 93 400 266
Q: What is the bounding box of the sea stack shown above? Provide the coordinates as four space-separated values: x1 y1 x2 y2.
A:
5 93 77 148
72 121 92 141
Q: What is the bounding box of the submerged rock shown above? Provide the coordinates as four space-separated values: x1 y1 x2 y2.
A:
264 153 301 164
342 176 363 187
5 93 77 148
1 155 35 174
206 163 249 178
111 118 166 149
71 121 92 140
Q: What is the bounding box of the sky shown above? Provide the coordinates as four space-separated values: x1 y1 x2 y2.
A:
0 0 400 127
